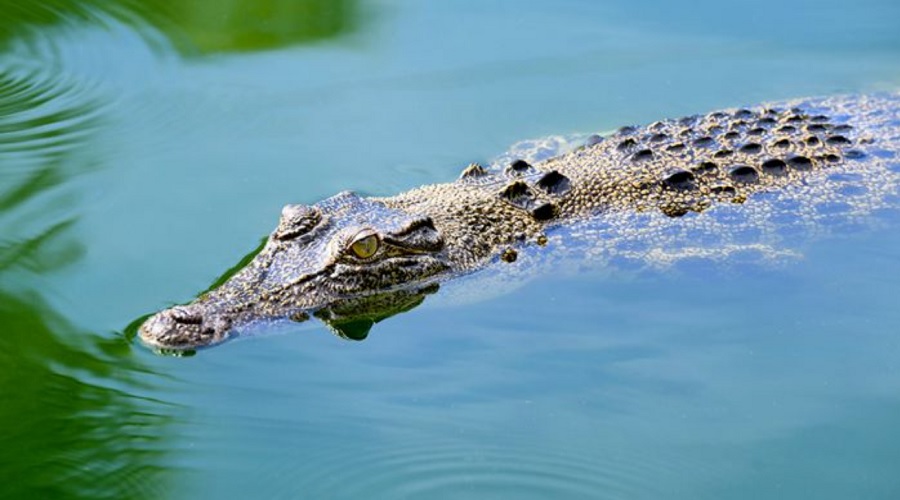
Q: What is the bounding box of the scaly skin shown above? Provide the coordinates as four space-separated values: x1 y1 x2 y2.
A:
139 94 900 350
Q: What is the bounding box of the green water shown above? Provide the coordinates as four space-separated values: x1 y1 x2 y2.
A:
2 0 900 498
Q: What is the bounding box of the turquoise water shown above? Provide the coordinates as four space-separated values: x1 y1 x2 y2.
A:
2 0 900 498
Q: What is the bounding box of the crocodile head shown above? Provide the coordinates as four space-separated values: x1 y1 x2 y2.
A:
139 191 449 350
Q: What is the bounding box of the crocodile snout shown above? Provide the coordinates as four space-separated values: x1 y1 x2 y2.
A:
139 304 233 350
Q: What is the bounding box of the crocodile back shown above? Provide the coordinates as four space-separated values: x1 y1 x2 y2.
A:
495 93 900 271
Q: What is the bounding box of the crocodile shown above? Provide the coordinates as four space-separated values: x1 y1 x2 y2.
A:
139 93 900 351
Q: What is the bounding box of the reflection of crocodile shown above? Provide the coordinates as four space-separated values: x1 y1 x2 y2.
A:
140 94 900 350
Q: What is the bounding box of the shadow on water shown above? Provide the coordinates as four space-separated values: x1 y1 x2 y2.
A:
0 0 358 54
312 283 439 341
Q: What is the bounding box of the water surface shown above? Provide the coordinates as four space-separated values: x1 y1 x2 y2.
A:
2 0 900 498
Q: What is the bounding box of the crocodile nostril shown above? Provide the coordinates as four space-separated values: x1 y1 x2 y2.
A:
139 305 235 350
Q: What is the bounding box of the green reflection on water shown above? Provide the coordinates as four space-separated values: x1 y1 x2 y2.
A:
0 292 177 499
0 0 358 53
148 0 358 53
0 16 181 497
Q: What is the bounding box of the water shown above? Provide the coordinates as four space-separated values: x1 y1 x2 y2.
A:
2 0 900 498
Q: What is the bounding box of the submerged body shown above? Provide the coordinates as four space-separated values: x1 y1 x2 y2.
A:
140 94 900 350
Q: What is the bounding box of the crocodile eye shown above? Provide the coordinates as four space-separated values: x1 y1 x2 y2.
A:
349 231 379 259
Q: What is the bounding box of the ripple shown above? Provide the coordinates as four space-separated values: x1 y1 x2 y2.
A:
248 428 683 498
0 6 188 171
0 14 131 280
0 58 107 260
0 60 107 162
336 444 634 498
